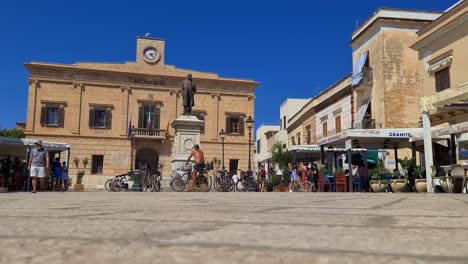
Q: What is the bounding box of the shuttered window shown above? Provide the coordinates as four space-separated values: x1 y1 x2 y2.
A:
89 106 112 129
322 122 328 137
335 115 342 133
226 114 245 136
435 67 450 92
40 103 65 127
138 106 160 129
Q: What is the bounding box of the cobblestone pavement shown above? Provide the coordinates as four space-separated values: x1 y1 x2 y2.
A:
1 192 468 264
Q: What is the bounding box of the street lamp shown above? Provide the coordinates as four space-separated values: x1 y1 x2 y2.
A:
246 116 254 173
129 127 142 191
219 129 226 171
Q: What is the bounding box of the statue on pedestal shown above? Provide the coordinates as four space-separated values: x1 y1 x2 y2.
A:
181 74 197 114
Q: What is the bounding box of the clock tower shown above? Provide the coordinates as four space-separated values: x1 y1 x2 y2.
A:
136 36 165 65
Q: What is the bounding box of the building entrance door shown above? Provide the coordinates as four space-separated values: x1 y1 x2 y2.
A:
229 159 239 176
135 147 159 173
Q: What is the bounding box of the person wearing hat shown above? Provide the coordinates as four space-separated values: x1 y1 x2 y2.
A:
27 140 49 193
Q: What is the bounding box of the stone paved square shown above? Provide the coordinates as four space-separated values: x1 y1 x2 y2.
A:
1 192 468 263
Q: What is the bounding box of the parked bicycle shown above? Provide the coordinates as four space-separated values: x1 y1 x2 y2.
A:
170 166 191 192
236 170 260 192
142 168 162 192
290 177 313 192
105 174 130 192
213 170 235 192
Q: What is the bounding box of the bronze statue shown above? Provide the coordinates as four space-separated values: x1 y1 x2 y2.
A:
181 74 197 114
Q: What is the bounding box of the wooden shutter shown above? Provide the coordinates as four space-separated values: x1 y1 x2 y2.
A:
40 106 47 126
138 106 145 128
105 109 112 129
226 116 231 134
154 108 160 129
435 67 450 92
57 105 65 127
89 108 95 128
239 116 245 136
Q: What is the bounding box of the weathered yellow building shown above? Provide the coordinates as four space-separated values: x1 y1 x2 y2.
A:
411 0 468 166
24 37 258 189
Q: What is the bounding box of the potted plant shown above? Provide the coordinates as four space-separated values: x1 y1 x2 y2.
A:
75 170 85 191
391 157 413 192
370 159 388 192
74 157 88 191
414 165 427 193
271 142 290 192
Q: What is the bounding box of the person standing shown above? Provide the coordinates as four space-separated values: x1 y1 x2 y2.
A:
61 161 69 191
51 157 62 191
259 164 267 192
28 140 49 193
289 165 299 192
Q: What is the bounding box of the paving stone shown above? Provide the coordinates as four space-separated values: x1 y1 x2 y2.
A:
1 192 468 263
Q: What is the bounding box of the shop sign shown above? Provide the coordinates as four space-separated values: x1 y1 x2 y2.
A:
387 132 413 138
318 133 343 145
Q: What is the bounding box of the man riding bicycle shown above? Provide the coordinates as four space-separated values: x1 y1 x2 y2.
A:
186 144 205 192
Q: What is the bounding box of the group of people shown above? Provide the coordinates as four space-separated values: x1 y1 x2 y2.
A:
258 161 373 192
0 156 26 190
28 140 69 193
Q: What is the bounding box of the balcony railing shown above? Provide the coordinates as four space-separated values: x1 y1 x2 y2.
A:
362 119 376 129
134 128 166 139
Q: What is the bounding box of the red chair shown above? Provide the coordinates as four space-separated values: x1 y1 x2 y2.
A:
317 174 330 192
336 173 347 192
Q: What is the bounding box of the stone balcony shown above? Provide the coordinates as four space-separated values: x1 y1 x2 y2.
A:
134 128 167 140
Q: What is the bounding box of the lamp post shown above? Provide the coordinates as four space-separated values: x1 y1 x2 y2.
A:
129 127 142 191
219 129 226 171
246 116 254 173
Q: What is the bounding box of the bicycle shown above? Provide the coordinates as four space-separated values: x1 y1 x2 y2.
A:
213 170 235 192
236 171 260 192
170 166 191 192
105 174 129 192
290 177 314 192
143 168 162 192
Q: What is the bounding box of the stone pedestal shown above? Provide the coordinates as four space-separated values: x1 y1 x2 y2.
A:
171 115 204 170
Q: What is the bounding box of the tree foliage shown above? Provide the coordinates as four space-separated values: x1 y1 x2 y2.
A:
0 128 25 138
270 142 291 185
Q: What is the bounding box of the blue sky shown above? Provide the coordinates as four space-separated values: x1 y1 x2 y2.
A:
0 0 456 130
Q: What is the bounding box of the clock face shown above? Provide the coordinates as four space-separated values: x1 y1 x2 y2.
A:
144 49 157 60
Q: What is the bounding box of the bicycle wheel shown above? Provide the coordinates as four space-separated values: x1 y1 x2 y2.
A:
213 177 221 192
151 175 161 192
143 175 151 192
105 179 113 192
197 173 211 192
170 178 185 192
111 179 122 192
301 181 313 192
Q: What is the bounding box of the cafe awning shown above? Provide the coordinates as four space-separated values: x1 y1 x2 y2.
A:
0 136 70 158
352 51 369 86
318 128 422 149
410 120 468 142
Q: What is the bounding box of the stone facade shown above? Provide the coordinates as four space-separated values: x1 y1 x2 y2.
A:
24 37 258 189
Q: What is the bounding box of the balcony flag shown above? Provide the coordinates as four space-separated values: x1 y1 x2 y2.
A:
127 114 132 139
